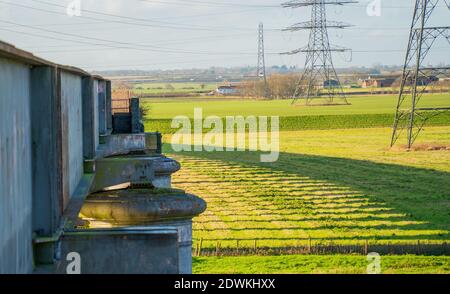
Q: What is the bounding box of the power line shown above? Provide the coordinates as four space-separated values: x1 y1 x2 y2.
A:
0 1 421 34
26 32 258 51
0 19 269 56
29 0 278 32
139 0 427 9
0 20 284 57
138 0 279 8
1 16 447 57
0 1 246 32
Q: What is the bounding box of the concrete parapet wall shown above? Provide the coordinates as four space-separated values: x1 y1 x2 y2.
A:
0 41 110 273
0 57 33 274
0 40 202 274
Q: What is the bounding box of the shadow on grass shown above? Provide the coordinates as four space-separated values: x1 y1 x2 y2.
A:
164 143 450 239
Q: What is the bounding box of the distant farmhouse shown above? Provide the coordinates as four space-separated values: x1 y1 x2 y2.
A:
215 84 240 95
360 74 440 88
361 76 398 88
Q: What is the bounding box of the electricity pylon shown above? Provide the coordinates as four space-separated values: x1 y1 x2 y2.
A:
257 22 269 97
391 0 450 148
282 0 356 105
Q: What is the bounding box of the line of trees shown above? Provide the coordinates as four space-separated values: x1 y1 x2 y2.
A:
238 74 302 99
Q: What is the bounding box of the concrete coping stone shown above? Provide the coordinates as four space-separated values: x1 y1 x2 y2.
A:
80 188 207 226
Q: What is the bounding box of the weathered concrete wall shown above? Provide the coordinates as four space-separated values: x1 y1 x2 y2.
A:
93 79 100 150
30 66 63 237
61 72 84 199
0 57 33 273
82 77 96 159
0 41 197 275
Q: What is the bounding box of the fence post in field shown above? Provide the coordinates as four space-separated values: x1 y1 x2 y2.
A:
198 238 203 257
215 241 221 256
194 243 199 257
236 240 240 255
308 238 312 254
254 240 257 254
364 240 369 255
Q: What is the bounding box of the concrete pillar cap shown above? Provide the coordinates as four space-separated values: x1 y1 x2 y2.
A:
80 188 206 226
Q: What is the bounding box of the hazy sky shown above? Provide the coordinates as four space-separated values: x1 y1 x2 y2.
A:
0 0 449 71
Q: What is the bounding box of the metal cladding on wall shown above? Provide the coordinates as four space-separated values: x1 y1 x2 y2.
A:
0 40 206 274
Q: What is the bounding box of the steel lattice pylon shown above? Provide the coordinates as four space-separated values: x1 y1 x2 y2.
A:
257 22 269 97
282 0 356 105
391 0 450 148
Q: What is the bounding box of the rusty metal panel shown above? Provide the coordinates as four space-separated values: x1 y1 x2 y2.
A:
0 57 33 273
56 227 179 274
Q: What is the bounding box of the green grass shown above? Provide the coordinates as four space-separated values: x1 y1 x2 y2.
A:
145 113 450 134
143 94 450 134
193 255 450 274
141 93 450 119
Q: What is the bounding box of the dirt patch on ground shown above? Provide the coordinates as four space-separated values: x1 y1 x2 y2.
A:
391 143 450 152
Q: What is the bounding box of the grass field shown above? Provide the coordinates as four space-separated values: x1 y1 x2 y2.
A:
142 94 450 134
143 94 450 273
193 255 450 274
142 94 450 118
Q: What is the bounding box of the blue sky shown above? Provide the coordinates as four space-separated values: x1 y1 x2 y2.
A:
0 0 448 71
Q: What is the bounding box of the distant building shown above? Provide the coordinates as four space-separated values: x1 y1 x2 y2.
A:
361 77 397 88
416 75 439 85
323 79 340 88
216 85 240 95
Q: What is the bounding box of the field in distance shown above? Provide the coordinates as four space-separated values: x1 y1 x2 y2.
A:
142 94 450 134
142 93 450 118
132 82 217 95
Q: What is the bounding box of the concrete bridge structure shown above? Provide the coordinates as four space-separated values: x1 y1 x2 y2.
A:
0 41 206 274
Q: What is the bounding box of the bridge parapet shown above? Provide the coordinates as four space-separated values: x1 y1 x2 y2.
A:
0 41 205 274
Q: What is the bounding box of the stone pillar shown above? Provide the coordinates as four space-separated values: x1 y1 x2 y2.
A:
79 189 206 274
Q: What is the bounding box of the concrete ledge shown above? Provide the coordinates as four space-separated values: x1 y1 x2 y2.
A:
91 155 180 192
96 133 161 158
